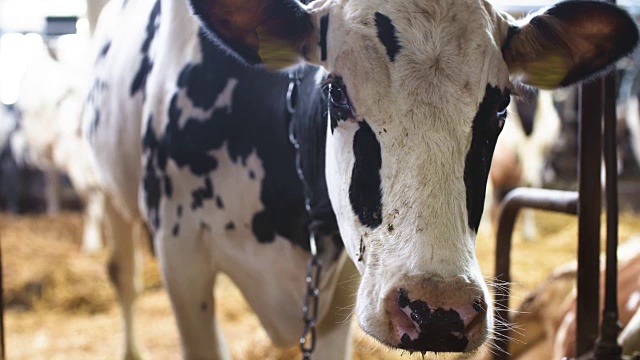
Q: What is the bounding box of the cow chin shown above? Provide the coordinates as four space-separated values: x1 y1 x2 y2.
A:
355 268 493 354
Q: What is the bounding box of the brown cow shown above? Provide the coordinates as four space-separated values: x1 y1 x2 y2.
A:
552 246 640 359
476 238 640 360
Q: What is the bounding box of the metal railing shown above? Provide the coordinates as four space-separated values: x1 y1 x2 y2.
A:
491 32 627 360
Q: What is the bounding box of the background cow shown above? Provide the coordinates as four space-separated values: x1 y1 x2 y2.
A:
8 33 106 252
478 236 640 360
0 102 19 212
484 49 640 241
485 89 561 241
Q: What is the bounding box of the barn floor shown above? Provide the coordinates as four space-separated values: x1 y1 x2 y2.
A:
3 210 640 360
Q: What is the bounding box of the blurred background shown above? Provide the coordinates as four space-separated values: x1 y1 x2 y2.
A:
1 0 640 359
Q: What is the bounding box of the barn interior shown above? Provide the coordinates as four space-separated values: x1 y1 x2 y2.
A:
1 0 640 359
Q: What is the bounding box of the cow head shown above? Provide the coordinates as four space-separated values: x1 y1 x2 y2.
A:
188 0 639 353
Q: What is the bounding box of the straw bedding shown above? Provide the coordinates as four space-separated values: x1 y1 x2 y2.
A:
3 211 640 359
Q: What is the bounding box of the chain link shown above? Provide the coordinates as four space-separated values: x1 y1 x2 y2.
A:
286 68 324 360
300 232 323 360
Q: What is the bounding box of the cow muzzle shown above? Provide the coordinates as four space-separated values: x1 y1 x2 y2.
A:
381 276 489 353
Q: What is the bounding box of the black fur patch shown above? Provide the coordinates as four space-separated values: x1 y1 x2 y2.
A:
130 0 160 97
464 85 505 232
291 69 343 253
215 195 224 209
163 94 220 177
252 210 274 242
141 30 341 254
349 121 383 229
142 117 162 229
319 15 329 62
85 79 108 139
163 174 173 197
91 109 100 137
99 41 111 59
191 177 213 210
374 12 401 62
329 111 338 133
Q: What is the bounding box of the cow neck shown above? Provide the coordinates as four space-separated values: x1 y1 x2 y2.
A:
288 67 343 258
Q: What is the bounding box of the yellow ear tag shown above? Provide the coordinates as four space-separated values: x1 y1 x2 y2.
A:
257 27 300 70
522 53 571 90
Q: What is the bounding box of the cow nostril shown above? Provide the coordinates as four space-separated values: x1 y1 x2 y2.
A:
464 298 487 339
463 308 484 338
398 288 410 308
472 297 485 313
395 288 420 339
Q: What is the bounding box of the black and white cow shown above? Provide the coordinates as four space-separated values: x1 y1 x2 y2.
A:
84 0 639 358
9 35 106 251
485 89 561 240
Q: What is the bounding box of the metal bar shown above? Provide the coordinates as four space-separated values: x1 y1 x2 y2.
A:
1 233 4 360
593 68 623 360
493 188 579 360
577 79 603 357
593 2 623 358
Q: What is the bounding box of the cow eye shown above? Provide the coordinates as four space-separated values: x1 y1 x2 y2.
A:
329 83 348 107
327 76 355 120
497 94 510 117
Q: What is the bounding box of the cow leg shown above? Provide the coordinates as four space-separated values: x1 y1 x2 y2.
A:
313 257 358 360
45 169 60 214
82 190 105 253
156 224 229 360
104 197 142 360
0 149 20 213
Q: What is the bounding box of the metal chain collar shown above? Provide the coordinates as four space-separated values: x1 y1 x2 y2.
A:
286 70 324 360
300 232 323 360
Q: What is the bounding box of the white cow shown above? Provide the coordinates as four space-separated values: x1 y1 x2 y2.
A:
85 0 640 358
12 36 105 252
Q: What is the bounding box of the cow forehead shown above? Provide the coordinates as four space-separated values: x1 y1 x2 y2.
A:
338 0 502 28
328 0 509 111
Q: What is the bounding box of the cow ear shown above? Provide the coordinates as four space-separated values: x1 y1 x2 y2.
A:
504 0 639 89
189 0 323 69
